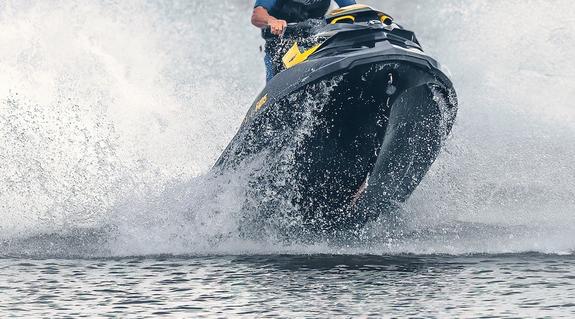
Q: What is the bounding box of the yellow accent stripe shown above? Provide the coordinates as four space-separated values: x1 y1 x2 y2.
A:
282 43 321 69
330 15 356 24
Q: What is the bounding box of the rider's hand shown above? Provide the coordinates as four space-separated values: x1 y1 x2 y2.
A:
268 18 287 36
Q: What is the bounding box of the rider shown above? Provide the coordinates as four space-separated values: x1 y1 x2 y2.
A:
252 0 357 81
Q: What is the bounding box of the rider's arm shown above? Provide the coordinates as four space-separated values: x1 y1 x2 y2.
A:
252 0 287 35
334 0 356 7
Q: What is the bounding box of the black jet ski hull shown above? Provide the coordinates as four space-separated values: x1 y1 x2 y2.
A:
214 18 457 233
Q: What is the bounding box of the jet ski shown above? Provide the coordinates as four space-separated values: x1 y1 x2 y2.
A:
213 5 458 233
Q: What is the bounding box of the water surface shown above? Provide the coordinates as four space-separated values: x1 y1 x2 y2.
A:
2 254 574 318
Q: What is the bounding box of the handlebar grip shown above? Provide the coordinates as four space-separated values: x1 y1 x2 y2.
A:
261 20 321 40
262 23 299 39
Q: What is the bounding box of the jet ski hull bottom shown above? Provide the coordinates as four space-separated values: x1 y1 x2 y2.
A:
214 61 456 234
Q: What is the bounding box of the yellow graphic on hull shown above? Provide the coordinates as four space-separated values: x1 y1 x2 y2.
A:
255 94 268 111
282 43 321 69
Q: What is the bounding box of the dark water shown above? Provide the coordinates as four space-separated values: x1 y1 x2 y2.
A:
1 254 574 318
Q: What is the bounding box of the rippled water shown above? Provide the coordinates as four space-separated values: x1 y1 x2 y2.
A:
1 254 574 318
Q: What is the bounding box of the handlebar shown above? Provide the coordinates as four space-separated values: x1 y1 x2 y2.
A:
262 23 301 39
262 20 325 40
